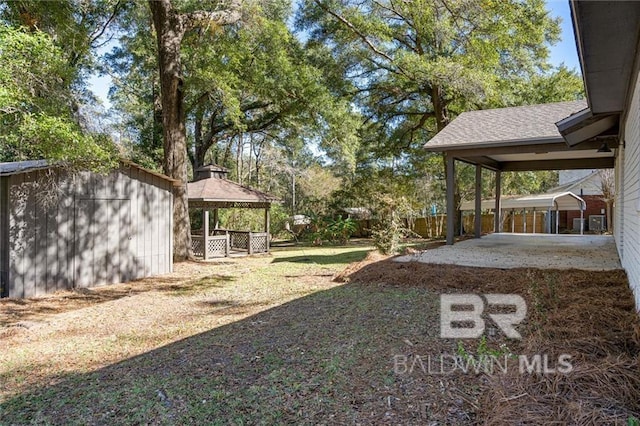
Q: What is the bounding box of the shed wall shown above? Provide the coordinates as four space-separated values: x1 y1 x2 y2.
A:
620 69 640 309
5 165 173 298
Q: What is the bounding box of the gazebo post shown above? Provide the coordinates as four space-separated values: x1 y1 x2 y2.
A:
445 154 456 245
474 165 482 238
203 209 209 260
264 207 270 253
213 208 219 229
494 170 501 233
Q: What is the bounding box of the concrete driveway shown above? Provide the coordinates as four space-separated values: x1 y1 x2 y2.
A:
396 233 621 270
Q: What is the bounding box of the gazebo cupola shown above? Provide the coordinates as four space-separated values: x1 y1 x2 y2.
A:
194 164 229 181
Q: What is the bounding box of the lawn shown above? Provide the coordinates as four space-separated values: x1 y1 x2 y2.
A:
1 243 639 424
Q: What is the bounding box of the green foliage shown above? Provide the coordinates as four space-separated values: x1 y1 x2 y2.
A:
306 215 357 245
456 336 514 362
369 194 416 255
0 26 117 170
298 0 582 217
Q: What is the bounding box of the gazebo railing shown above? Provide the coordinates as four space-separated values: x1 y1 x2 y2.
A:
191 233 230 259
192 230 269 258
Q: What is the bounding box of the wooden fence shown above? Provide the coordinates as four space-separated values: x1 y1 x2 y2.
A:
353 211 548 238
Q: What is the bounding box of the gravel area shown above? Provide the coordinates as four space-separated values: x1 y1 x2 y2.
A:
396 233 621 270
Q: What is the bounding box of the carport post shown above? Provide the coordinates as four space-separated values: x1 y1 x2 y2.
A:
511 209 515 233
523 209 527 233
474 165 482 238
555 206 559 234
446 153 456 245
494 170 501 233
532 208 536 234
580 207 584 235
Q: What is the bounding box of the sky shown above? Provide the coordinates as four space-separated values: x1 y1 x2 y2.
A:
88 0 582 111
546 0 580 72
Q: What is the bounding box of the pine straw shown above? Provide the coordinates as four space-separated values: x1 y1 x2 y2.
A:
346 259 640 424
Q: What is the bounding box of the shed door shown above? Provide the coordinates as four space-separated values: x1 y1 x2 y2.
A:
74 199 131 288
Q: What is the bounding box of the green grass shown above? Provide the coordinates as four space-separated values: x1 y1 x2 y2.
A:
5 243 636 424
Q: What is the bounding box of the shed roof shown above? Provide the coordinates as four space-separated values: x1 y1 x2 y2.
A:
0 160 49 176
0 159 180 186
460 192 586 211
425 100 587 151
187 177 278 208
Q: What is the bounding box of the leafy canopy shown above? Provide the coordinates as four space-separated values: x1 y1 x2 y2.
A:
0 26 116 169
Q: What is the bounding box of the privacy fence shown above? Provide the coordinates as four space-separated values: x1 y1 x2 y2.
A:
353 211 546 239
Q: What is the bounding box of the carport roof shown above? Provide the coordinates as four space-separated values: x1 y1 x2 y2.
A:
426 100 587 150
424 100 617 171
460 191 586 211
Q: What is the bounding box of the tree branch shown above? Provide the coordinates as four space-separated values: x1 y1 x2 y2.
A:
181 0 242 31
313 0 410 77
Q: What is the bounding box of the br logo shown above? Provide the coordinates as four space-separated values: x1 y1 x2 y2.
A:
440 294 527 339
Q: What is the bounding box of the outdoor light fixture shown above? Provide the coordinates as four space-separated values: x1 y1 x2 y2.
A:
597 142 612 153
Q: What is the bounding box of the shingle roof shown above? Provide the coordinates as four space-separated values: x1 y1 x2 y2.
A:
188 177 278 204
424 100 587 151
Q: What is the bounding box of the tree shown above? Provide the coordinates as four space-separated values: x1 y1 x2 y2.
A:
147 0 242 261
298 0 582 229
0 26 116 169
184 10 360 174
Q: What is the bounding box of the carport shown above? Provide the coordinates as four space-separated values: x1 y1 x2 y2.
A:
460 191 586 234
424 100 618 244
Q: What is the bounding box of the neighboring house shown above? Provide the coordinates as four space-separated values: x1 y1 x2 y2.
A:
550 170 610 231
0 160 178 298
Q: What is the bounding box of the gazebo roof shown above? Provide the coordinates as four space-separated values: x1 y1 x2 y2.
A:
187 165 278 209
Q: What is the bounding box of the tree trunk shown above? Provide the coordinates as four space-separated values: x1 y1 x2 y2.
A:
149 0 192 261
194 106 205 170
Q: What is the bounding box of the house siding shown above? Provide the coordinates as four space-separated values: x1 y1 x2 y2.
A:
4 165 174 298
620 70 640 308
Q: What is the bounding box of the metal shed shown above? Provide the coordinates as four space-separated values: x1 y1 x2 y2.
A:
0 160 179 298
460 192 587 234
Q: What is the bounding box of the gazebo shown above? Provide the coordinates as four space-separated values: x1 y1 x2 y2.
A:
188 164 278 259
